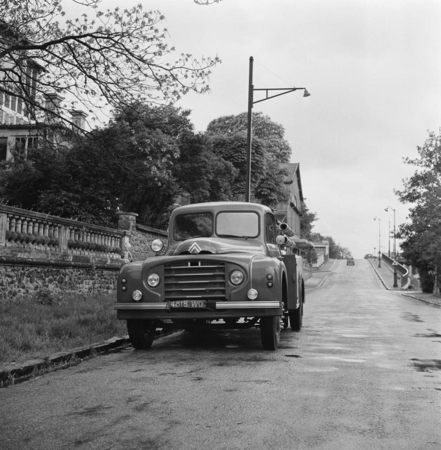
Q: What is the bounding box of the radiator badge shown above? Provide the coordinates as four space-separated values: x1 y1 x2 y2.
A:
189 243 202 254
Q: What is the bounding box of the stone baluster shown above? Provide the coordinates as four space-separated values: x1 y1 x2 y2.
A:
16 216 22 233
0 213 6 246
22 218 29 247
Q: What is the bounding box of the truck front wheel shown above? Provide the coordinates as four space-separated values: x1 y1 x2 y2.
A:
127 319 156 349
260 316 281 350
289 302 302 332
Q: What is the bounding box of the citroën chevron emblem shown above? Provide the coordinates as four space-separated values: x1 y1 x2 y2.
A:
189 243 202 254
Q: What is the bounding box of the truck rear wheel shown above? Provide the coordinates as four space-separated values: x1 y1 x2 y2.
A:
127 319 156 349
289 302 302 332
260 316 281 350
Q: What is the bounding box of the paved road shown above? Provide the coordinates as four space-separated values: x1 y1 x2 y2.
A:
1 259 440 450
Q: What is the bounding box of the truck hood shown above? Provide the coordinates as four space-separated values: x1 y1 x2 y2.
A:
167 237 268 256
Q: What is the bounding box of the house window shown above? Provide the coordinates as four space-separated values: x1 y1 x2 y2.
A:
14 135 38 158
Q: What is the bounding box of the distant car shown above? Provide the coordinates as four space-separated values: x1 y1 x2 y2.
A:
364 254 375 259
347 258 355 266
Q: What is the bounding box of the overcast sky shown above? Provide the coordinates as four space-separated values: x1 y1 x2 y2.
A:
68 0 441 258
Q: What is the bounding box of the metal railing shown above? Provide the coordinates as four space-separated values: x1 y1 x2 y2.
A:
381 253 410 289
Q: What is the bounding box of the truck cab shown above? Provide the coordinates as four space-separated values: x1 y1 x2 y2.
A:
115 201 305 350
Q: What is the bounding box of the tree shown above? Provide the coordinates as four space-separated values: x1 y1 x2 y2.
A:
310 232 350 259
210 133 273 202
0 103 245 228
206 112 292 163
0 103 193 228
395 129 441 293
300 204 317 239
0 0 220 130
206 111 292 207
173 132 237 204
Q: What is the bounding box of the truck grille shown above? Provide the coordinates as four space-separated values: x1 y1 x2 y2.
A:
164 260 226 301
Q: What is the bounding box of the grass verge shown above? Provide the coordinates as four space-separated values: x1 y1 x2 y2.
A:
0 289 127 366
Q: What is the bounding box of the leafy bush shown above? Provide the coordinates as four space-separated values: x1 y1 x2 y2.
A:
419 267 434 293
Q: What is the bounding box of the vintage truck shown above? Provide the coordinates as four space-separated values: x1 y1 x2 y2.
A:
114 201 305 350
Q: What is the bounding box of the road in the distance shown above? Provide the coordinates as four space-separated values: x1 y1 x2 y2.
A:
1 259 440 450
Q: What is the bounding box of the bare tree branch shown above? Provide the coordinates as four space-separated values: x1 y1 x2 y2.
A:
0 0 220 132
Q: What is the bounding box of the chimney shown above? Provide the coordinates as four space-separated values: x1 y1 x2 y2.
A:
44 93 64 122
70 109 88 130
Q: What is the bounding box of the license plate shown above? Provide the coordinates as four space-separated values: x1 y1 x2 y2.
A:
166 300 207 309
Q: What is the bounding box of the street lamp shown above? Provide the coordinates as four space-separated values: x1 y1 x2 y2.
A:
245 56 310 202
374 217 381 268
385 206 398 287
388 221 391 257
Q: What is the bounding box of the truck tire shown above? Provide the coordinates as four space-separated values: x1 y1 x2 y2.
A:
289 301 302 332
127 319 156 349
260 316 281 350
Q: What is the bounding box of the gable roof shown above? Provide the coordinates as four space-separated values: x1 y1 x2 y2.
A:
279 162 304 203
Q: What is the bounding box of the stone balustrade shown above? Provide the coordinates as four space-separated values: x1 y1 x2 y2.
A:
0 205 168 298
0 204 126 266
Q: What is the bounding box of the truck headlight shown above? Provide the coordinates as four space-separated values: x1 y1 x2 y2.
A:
147 273 160 287
151 239 164 253
132 290 142 301
230 270 244 285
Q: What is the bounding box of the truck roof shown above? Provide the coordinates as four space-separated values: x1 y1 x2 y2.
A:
171 201 273 215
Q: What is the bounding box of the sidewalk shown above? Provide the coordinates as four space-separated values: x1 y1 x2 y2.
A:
401 291 441 308
368 258 441 308
304 258 336 292
368 257 402 291
313 258 337 272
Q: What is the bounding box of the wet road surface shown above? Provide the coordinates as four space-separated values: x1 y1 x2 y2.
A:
1 259 440 449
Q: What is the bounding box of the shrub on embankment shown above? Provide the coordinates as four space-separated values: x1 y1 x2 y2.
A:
0 290 126 365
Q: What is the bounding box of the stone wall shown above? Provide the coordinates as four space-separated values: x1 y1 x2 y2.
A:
130 225 167 261
0 207 167 300
0 263 119 301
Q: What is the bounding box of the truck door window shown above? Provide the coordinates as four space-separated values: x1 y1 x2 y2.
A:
265 213 277 244
173 213 213 241
216 212 259 238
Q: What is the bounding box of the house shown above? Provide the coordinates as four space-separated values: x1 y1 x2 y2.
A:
0 23 87 161
312 240 330 268
274 162 313 251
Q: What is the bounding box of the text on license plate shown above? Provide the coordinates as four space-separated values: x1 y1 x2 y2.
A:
167 300 206 309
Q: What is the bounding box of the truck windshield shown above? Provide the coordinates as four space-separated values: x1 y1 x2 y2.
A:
173 212 213 241
216 212 259 238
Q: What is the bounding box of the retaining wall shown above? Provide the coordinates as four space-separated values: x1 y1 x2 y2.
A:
0 206 167 300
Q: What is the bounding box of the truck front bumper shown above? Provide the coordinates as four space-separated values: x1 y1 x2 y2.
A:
114 301 283 320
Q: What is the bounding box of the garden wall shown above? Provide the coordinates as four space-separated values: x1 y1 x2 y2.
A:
0 206 167 300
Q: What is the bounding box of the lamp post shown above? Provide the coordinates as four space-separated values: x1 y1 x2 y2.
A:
385 206 398 287
388 221 391 257
374 217 381 268
245 56 310 202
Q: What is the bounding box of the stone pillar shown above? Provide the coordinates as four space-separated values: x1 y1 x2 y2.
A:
58 225 68 251
117 213 138 262
117 212 138 232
